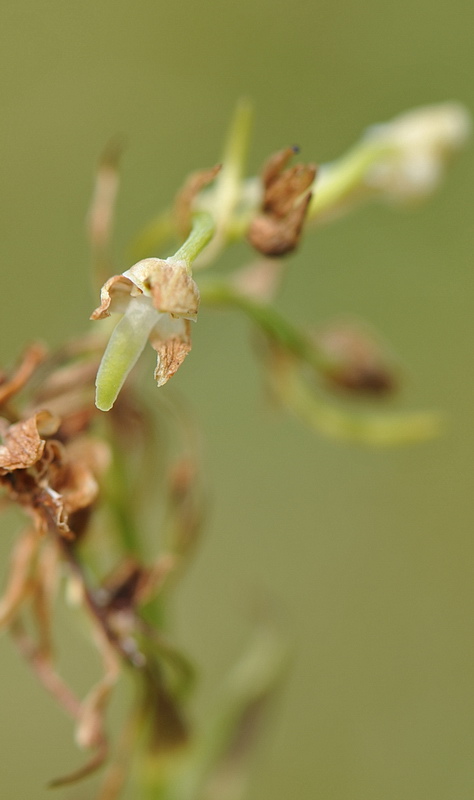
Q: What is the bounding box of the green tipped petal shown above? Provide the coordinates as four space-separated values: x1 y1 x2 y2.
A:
95 297 159 411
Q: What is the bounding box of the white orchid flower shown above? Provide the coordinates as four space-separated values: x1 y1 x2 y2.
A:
91 213 214 412
363 102 471 202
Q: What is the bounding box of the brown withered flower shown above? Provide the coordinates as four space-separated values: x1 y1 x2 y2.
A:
315 321 397 395
248 146 317 256
0 410 105 538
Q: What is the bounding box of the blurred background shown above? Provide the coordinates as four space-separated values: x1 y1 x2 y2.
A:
0 0 473 798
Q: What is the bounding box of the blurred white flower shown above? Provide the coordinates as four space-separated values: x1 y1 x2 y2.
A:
364 102 471 202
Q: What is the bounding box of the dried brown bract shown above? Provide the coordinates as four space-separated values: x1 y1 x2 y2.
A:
248 147 317 256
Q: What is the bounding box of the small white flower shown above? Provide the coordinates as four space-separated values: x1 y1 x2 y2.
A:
91 257 200 411
364 102 471 202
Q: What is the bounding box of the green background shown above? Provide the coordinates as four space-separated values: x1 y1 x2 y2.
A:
0 1 473 798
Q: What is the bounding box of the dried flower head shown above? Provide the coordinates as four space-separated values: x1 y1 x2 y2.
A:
248 146 316 256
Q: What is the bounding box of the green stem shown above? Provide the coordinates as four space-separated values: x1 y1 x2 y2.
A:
308 140 393 221
271 356 441 446
200 281 328 371
107 435 145 558
213 98 253 231
172 212 215 271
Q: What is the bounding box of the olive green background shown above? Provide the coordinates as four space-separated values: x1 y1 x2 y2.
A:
0 1 473 798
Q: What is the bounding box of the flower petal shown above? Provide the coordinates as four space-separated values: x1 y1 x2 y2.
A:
95 297 160 411
150 261 200 320
149 316 191 387
90 274 137 320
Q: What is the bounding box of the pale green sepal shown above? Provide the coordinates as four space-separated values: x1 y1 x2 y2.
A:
95 297 159 411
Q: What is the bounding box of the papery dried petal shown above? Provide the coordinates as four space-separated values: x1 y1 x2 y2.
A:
90 275 138 320
150 317 192 387
149 261 200 320
248 147 316 257
248 193 312 256
264 163 317 217
0 411 60 472
261 146 296 187
55 461 99 515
